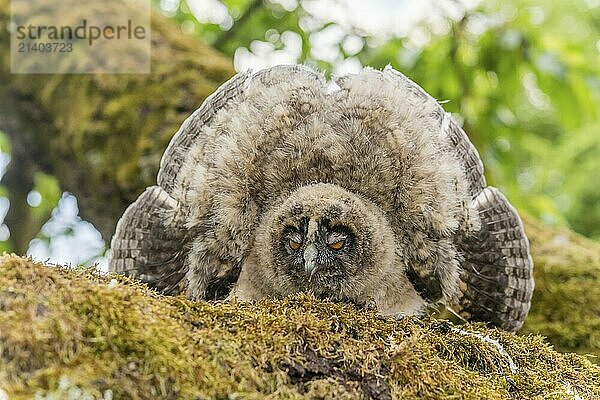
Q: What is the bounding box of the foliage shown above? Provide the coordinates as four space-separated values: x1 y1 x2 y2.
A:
157 0 600 240
28 173 61 222
1 253 599 399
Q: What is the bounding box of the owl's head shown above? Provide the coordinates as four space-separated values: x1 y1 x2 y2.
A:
252 183 397 301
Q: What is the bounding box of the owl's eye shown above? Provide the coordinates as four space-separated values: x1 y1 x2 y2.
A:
289 239 302 250
328 240 345 250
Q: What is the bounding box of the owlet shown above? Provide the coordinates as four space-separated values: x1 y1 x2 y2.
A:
109 65 534 332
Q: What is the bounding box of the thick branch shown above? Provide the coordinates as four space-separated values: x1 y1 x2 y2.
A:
0 0 235 243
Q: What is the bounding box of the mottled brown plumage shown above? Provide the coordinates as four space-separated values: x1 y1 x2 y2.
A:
109 65 534 331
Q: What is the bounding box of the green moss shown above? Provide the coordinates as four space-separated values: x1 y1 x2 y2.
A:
520 216 600 361
1 255 598 399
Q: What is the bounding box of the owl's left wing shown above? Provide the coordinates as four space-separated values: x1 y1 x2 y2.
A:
380 66 487 199
392 70 533 331
456 187 534 332
355 67 533 331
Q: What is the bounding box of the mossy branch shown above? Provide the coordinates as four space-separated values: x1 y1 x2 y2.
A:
1 216 599 398
0 0 235 242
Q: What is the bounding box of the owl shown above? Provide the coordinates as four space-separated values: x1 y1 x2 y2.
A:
109 65 534 331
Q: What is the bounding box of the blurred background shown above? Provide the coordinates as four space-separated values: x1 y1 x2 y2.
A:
0 0 599 269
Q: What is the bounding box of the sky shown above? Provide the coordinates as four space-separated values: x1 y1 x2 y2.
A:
1 0 481 271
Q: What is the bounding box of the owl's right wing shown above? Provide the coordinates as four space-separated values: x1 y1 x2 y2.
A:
157 70 253 194
108 186 189 295
108 70 253 293
157 64 322 195
109 66 323 295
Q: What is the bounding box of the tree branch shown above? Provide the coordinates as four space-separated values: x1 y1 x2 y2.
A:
0 0 235 242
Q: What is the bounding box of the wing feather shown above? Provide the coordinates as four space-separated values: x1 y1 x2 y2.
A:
157 70 253 194
381 66 486 198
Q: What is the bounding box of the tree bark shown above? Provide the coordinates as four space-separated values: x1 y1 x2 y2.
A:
0 0 235 246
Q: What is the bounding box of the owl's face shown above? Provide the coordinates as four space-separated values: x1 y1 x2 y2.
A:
278 215 359 296
253 183 397 301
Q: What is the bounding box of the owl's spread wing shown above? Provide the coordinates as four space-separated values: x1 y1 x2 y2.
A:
157 70 253 195
456 187 534 332
109 186 189 295
377 68 533 331
109 70 253 292
339 67 532 330
157 65 324 196
381 66 486 199
110 65 323 294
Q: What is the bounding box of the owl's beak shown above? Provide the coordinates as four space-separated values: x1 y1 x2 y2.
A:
303 243 318 280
